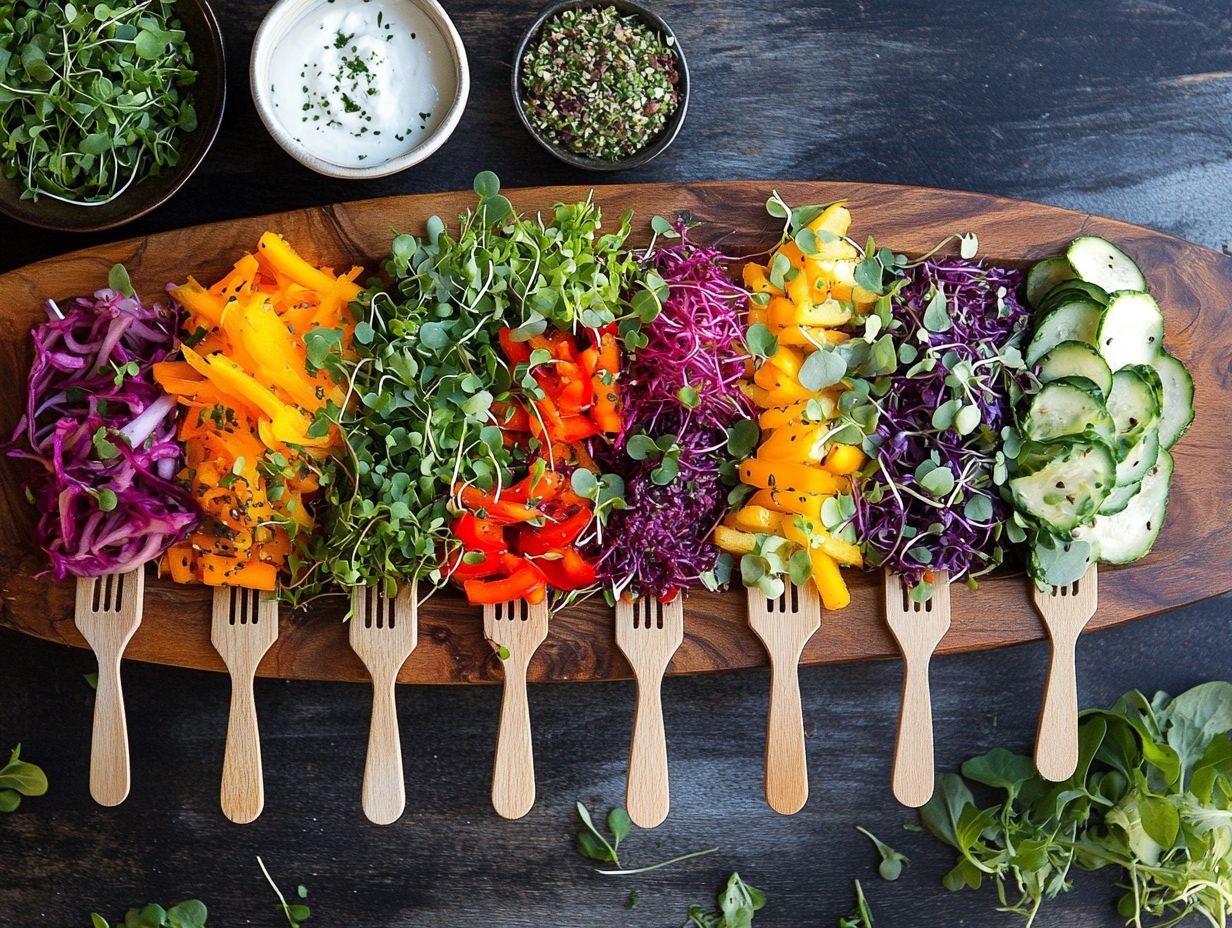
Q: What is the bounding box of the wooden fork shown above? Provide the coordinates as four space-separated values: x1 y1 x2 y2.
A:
747 582 821 815
615 595 684 828
884 570 951 808
1031 565 1099 781
484 598 549 820
349 582 418 825
75 568 144 807
211 586 279 824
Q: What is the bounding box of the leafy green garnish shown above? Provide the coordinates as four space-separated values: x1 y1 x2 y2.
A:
89 900 207 928
838 881 874 927
257 857 310 927
575 800 718 876
0 744 47 812
855 826 909 881
921 680 1232 926
0 0 198 205
576 801 630 866
108 264 134 297
684 873 766 928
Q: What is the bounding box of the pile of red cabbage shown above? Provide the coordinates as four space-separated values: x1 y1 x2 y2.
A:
852 258 1029 592
590 230 754 599
7 281 198 578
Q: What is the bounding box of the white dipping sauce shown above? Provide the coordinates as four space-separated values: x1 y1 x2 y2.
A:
267 0 454 168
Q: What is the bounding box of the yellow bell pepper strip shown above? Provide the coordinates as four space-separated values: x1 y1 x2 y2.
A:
822 444 866 475
742 262 782 297
748 487 825 518
789 297 853 328
731 504 784 534
758 395 839 430
769 325 850 347
713 525 759 555
809 548 850 609
780 512 863 569
806 203 851 237
257 231 360 298
765 345 804 379
756 423 827 462
740 458 845 496
752 364 813 403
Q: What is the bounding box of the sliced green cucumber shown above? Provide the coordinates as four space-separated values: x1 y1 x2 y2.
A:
1075 448 1173 564
1096 292 1164 371
1147 351 1195 449
1037 281 1110 316
1025 300 1103 366
1026 256 1075 309
1115 429 1160 487
1009 438 1116 533
1035 341 1113 396
1067 236 1147 293
1105 366 1161 457
1022 381 1115 443
1098 480 1142 516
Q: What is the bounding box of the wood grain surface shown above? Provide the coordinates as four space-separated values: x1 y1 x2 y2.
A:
2 1 1232 926
1 181 1230 684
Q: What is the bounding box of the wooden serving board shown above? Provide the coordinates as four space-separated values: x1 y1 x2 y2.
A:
2 182 1229 685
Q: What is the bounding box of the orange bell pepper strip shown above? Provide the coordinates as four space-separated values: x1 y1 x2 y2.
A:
505 470 562 505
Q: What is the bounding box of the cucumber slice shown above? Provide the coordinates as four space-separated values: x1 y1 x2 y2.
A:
1105 366 1161 457
1147 351 1195 449
1035 341 1113 395
1115 429 1160 486
1022 381 1115 443
1075 448 1173 564
1025 300 1103 366
1026 256 1075 309
1098 480 1142 516
1037 281 1110 316
1067 236 1147 293
1097 292 1164 371
1009 438 1116 533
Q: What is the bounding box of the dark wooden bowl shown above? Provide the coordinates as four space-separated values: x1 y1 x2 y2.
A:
0 0 226 233
511 0 689 172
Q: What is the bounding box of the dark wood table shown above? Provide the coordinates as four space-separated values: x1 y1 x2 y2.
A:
2 1 1230 925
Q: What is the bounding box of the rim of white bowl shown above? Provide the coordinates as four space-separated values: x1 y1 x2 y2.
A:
249 0 470 179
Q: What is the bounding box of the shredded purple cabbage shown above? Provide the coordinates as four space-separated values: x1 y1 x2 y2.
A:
591 231 754 599
853 259 1029 587
7 286 199 578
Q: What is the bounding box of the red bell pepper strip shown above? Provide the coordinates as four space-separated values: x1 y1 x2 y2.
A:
533 548 597 591
504 469 562 505
499 327 530 365
452 513 506 552
444 548 505 580
555 415 600 443
454 483 541 524
517 506 590 555
463 563 543 604
492 401 530 432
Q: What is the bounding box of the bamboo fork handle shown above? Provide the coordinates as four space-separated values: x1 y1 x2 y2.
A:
892 645 937 808
1036 625 1082 781
764 648 809 815
362 665 405 826
221 669 264 824
492 653 535 820
88 641 132 807
627 664 670 828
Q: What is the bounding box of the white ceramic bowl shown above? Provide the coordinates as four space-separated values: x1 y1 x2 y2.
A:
250 0 469 179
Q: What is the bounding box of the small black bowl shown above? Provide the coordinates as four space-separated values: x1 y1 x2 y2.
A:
511 0 689 172
0 0 226 233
